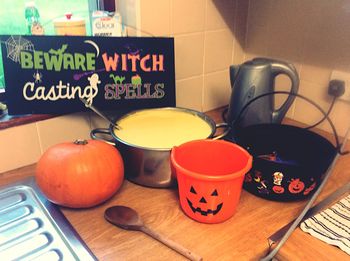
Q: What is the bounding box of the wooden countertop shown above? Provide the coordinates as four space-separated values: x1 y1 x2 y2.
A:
1 108 349 261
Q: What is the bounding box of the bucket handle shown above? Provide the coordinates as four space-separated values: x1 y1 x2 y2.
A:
90 128 116 146
233 91 348 155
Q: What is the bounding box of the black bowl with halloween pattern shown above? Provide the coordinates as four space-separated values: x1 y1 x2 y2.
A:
235 124 337 201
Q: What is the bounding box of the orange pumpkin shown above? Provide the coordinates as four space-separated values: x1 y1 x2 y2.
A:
36 139 124 208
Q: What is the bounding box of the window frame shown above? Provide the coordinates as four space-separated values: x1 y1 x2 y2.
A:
0 0 99 101
0 0 103 128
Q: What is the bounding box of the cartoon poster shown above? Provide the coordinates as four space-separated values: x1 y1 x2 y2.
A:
0 35 175 115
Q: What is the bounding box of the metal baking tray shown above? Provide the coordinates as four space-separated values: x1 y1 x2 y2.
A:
0 177 97 260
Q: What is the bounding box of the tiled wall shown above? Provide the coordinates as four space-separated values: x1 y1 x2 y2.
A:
245 0 350 138
0 113 91 173
136 0 246 112
2 0 350 173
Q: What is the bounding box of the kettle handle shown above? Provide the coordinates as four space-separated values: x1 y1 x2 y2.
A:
270 62 299 123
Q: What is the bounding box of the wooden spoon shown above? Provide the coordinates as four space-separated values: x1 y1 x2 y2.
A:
104 205 202 261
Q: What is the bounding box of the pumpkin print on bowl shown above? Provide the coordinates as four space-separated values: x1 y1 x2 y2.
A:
288 178 305 194
272 185 285 194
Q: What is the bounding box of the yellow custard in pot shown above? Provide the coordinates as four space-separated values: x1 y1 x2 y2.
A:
114 109 212 149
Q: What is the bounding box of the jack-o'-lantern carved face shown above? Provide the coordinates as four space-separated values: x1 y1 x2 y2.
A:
288 178 305 194
186 186 223 216
303 182 316 195
272 185 285 194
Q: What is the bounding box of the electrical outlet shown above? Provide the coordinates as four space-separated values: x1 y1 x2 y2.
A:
330 70 350 102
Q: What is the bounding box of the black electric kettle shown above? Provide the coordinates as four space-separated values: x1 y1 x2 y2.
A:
227 57 299 128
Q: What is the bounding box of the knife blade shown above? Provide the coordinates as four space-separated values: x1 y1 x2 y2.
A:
268 181 350 245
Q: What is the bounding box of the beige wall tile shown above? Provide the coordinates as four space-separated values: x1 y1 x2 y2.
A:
245 0 350 137
206 0 235 31
90 110 127 130
331 101 350 139
300 64 332 86
0 124 41 173
245 25 269 56
117 0 141 36
247 0 272 27
172 0 206 35
203 70 231 111
90 112 112 130
233 0 248 64
176 76 203 111
257 1 305 62
299 0 348 70
266 26 304 62
175 33 205 79
244 53 258 62
233 36 245 65
204 29 234 73
266 0 304 29
292 80 333 133
297 80 330 110
36 112 91 153
140 0 171 36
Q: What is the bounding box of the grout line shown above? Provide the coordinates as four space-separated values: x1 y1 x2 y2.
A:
88 112 93 132
242 0 251 61
201 0 209 112
136 0 142 36
231 0 237 63
173 31 205 39
200 28 231 34
35 122 44 154
176 75 203 83
169 0 173 36
176 68 229 83
173 28 229 38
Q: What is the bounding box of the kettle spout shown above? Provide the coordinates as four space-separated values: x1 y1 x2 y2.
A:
229 65 240 88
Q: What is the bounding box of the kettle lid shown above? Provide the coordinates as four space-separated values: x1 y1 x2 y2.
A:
241 57 273 69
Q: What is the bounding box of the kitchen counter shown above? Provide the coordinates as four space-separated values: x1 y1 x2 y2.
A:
1 107 349 261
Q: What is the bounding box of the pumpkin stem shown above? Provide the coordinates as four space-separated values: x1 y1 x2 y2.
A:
74 139 88 145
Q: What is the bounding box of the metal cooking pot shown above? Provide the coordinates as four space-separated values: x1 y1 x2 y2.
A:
91 107 229 188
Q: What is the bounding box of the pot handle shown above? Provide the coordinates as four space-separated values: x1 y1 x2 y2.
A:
90 128 116 145
212 122 230 140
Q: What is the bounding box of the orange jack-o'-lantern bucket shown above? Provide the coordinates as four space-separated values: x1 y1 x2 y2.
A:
171 139 252 223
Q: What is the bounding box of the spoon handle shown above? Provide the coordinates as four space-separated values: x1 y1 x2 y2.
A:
79 97 120 130
140 225 203 261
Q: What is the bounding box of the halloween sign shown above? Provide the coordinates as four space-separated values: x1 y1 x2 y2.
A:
0 35 175 115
